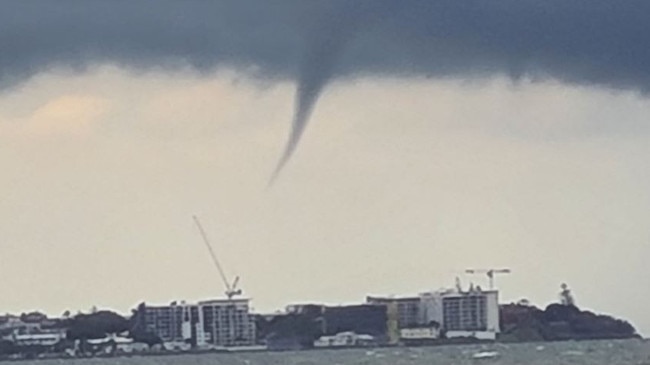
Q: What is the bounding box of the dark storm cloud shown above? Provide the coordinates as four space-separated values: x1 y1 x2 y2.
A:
2 0 650 175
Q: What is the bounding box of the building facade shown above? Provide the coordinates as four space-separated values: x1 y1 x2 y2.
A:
440 290 499 339
367 288 500 341
140 298 256 348
366 296 421 329
442 293 488 331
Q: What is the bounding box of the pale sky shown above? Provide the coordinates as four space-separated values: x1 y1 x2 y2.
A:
1 66 649 336
2 1 650 337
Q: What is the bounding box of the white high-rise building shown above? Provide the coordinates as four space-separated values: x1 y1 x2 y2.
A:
420 289 500 340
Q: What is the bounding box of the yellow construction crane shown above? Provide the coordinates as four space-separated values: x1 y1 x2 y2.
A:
465 268 511 290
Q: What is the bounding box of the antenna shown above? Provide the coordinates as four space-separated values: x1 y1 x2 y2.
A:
192 215 242 300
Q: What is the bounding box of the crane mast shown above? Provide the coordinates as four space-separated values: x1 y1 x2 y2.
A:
193 215 242 300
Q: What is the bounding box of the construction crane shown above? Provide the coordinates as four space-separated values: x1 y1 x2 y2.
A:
465 268 511 290
193 215 242 300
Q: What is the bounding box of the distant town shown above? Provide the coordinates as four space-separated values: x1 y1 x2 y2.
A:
0 219 640 360
0 275 639 360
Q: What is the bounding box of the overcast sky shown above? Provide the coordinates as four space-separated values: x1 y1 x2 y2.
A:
1 1 649 336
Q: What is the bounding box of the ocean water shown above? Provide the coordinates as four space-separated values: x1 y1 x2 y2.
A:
22 339 650 365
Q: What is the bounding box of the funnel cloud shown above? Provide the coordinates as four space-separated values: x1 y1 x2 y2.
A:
2 1 650 179
270 3 370 182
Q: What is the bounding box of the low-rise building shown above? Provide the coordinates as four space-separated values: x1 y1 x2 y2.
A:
0 314 41 335
400 326 440 340
314 332 376 348
7 331 66 347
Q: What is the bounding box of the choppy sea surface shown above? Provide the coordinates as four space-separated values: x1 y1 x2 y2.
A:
19 339 650 365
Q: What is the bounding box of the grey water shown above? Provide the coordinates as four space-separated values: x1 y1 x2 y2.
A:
18 339 650 365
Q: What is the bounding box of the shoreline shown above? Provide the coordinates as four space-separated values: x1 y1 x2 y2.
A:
0 337 645 362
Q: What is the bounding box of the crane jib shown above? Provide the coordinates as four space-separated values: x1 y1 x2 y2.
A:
192 215 242 300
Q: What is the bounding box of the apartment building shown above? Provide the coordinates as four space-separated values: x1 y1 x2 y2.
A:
140 298 256 348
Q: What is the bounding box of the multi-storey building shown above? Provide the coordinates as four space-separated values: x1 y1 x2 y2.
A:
367 287 500 341
416 288 499 340
139 298 256 348
442 293 489 331
366 296 421 329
